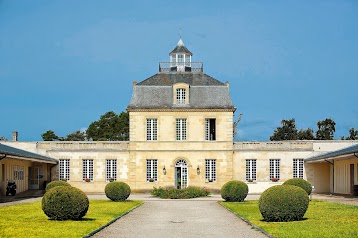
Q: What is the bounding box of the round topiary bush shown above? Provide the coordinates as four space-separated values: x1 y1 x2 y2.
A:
45 180 71 192
283 178 312 195
42 186 89 220
105 181 131 201
221 180 248 202
259 185 309 222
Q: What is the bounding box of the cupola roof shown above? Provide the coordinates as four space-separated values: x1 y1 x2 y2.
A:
170 37 192 55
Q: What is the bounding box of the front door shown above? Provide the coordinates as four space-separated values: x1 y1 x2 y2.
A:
28 167 40 190
175 160 188 189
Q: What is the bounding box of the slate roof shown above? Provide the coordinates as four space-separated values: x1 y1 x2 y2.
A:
170 45 192 55
170 37 192 55
137 73 225 86
128 73 235 110
305 144 358 162
0 143 57 164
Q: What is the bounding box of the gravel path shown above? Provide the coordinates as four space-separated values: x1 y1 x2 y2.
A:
91 198 268 238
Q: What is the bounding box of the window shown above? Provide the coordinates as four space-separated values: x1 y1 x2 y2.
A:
205 119 216 141
205 159 216 182
146 119 158 141
178 54 184 62
59 159 70 181
146 159 157 182
293 159 304 178
269 159 280 181
246 159 256 181
176 119 187 140
106 159 117 182
83 159 94 182
13 166 24 180
176 88 186 104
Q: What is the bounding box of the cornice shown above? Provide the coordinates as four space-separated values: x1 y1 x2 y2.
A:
127 108 236 112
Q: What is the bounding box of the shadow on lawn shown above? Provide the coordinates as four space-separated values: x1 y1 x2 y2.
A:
48 218 96 221
260 217 308 222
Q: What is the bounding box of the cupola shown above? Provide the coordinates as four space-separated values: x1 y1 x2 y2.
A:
169 37 193 71
159 37 203 73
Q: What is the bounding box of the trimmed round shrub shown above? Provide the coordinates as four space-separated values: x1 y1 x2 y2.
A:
45 180 71 192
259 185 309 222
105 182 131 201
42 186 89 220
221 180 248 202
283 178 312 195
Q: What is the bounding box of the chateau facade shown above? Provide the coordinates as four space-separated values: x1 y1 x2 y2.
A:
1 38 358 195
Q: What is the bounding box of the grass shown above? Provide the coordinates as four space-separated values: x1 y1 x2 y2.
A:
0 200 142 238
221 200 358 238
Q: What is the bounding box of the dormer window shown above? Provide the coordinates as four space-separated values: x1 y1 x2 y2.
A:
176 88 186 104
173 83 189 105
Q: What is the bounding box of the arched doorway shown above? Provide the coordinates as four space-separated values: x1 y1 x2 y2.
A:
175 159 188 189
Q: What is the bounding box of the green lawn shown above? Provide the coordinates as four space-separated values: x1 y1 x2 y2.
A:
0 200 142 238
221 200 358 238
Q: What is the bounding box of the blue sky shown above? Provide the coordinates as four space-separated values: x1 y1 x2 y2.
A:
0 0 357 141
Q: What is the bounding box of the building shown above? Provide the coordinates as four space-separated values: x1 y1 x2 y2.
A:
1 38 357 195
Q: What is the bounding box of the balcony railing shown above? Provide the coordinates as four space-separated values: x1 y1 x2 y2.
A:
159 62 203 73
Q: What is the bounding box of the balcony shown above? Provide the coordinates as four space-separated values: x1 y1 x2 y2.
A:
159 62 203 73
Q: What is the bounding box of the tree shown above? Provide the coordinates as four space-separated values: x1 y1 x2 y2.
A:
233 113 243 139
342 128 358 140
297 128 315 140
86 111 129 141
270 118 298 141
64 130 86 141
315 118 336 140
41 130 59 141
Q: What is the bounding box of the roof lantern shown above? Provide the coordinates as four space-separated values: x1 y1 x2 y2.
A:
159 37 203 73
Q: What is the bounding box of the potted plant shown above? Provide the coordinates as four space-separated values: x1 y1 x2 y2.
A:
208 179 214 182
109 177 115 182
247 179 253 183
271 177 279 182
84 178 91 182
149 178 155 182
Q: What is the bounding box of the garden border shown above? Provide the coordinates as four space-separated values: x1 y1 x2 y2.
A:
219 202 274 238
83 201 143 238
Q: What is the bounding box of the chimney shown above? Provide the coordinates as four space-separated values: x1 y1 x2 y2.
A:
12 131 18 142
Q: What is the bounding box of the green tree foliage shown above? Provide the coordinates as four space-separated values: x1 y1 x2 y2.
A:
341 128 358 140
270 118 298 141
86 111 129 141
41 130 59 141
315 118 336 140
64 130 86 141
297 128 315 140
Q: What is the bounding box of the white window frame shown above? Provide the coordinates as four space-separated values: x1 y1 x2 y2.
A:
83 159 94 182
269 159 280 181
205 159 216 182
293 159 304 178
14 166 24 181
176 88 186 104
106 159 117 182
176 119 187 140
246 159 257 181
59 159 70 181
146 119 158 141
146 159 158 182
